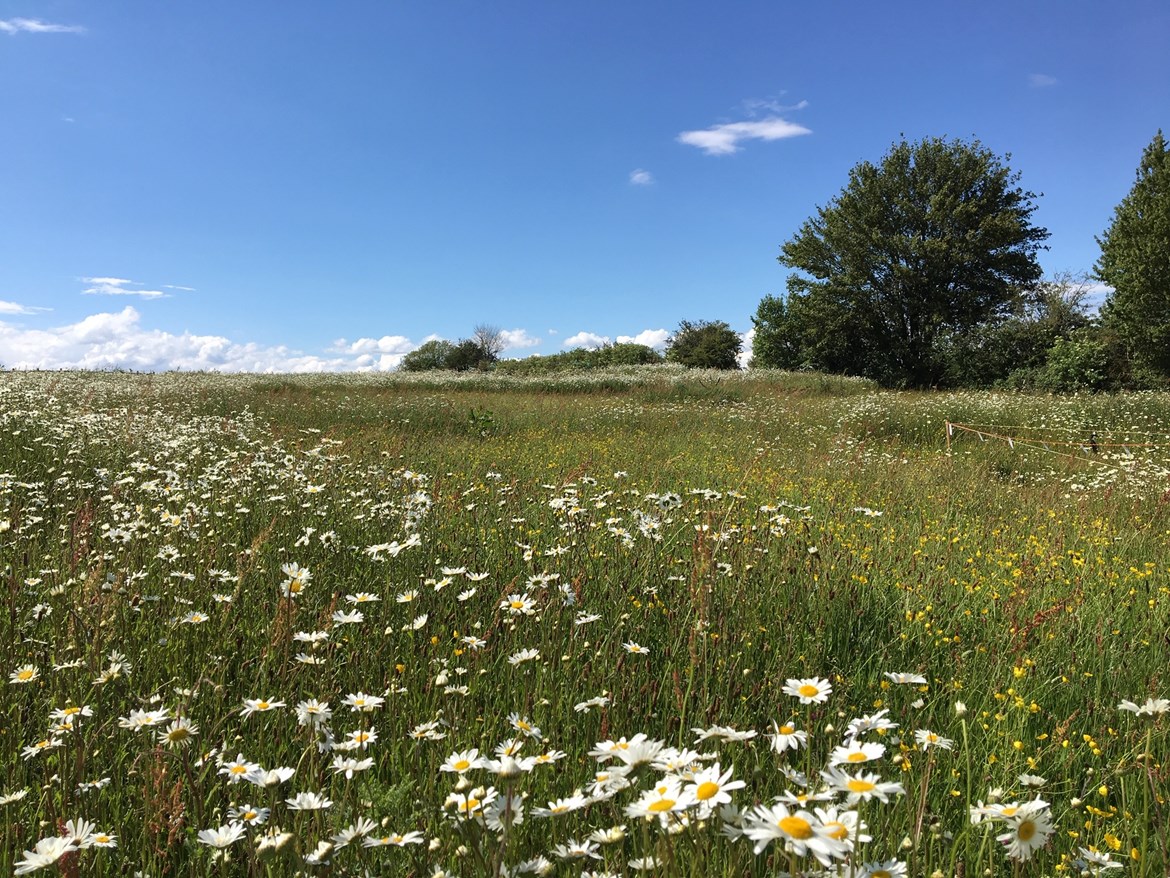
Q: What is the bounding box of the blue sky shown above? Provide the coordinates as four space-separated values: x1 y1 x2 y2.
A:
2 1 1167 370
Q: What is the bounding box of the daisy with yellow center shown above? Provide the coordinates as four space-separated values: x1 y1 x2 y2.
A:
742 802 850 865
624 780 693 819
860 859 907 878
9 665 38 685
783 676 833 704
822 767 905 804
241 697 286 718
829 741 886 766
683 762 745 813
440 748 482 774
769 720 809 753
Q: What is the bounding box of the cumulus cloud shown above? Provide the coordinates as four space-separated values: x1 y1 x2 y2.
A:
0 307 425 372
629 168 654 186
615 328 670 350
81 277 174 299
330 335 416 357
499 328 541 350
0 300 50 316
677 116 811 156
562 329 673 351
737 327 755 369
562 331 611 350
1029 73 1058 88
0 17 84 35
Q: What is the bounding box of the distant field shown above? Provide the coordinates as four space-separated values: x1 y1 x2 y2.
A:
2 369 1168 876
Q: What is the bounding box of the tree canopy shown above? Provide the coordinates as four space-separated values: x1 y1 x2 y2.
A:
773 136 1049 387
398 339 456 372
1096 131 1170 377
666 320 742 370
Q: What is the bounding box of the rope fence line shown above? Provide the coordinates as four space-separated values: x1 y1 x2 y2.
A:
947 423 1158 450
944 421 1164 472
956 422 1170 440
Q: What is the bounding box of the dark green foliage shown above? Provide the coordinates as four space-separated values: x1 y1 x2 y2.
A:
494 343 663 376
777 137 1049 388
400 334 499 372
444 338 493 371
1032 334 1111 393
941 273 1094 388
602 342 664 366
398 339 455 372
1096 131 1170 376
750 295 802 369
665 320 742 370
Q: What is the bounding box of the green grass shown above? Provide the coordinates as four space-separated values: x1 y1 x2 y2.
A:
1 370 1168 876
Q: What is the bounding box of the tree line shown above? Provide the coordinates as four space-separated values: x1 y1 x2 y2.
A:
751 131 1170 390
402 131 1168 391
399 321 745 373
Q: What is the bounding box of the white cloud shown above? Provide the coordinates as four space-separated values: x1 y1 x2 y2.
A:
629 168 654 186
0 307 423 372
0 18 84 35
563 331 611 350
677 116 811 156
499 328 541 350
0 300 50 316
737 327 755 369
329 335 416 357
616 328 670 350
1082 282 1113 313
81 277 171 299
1029 73 1058 88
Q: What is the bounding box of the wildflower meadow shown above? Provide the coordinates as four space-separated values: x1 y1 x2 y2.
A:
2 368 1169 877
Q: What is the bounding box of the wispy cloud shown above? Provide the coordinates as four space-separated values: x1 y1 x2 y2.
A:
741 96 809 117
81 277 174 299
678 116 811 156
629 168 654 186
1029 73 1058 88
0 18 84 35
0 299 51 316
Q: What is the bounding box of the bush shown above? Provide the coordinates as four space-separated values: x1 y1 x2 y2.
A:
399 340 455 372
665 320 742 370
1030 335 1111 393
494 344 663 376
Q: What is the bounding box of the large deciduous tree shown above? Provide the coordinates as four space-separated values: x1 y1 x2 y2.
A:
1096 131 1170 377
777 137 1049 387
